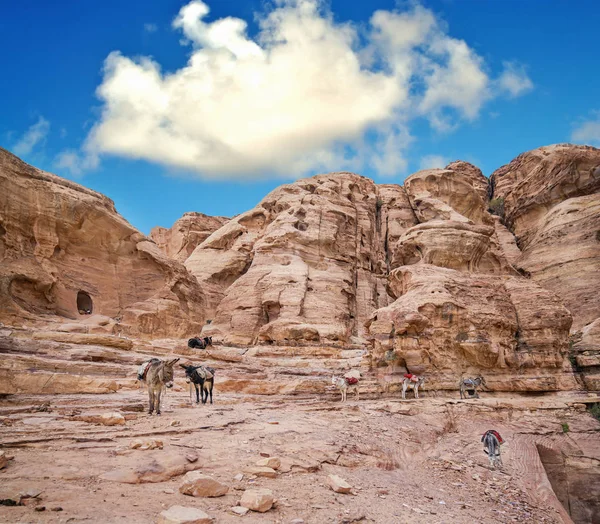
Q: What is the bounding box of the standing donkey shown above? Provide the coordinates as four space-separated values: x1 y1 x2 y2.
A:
145 358 180 415
482 430 504 468
401 374 425 399
181 364 216 405
459 375 487 399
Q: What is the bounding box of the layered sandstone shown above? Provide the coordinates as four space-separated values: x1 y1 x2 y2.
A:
186 174 418 344
490 144 600 390
150 212 228 262
0 147 206 338
367 161 578 391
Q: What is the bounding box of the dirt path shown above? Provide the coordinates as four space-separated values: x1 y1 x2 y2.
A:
1 391 598 523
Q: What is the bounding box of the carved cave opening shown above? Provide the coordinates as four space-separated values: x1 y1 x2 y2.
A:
77 291 93 315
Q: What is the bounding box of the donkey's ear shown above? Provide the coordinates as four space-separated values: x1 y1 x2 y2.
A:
179 363 187 369
167 358 180 366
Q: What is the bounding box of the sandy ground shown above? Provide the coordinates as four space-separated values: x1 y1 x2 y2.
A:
1 389 599 524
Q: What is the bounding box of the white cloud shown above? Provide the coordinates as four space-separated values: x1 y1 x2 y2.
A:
72 0 532 178
571 111 600 146
13 117 50 156
419 154 449 170
54 148 99 177
497 61 533 98
144 23 158 33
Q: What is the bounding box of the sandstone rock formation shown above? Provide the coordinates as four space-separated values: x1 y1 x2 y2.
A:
0 147 207 338
490 144 600 390
150 212 228 262
186 174 418 344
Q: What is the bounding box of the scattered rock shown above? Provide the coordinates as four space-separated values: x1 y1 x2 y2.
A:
233 473 244 482
100 413 126 426
327 474 352 494
101 454 202 484
243 466 278 478
267 420 279 425
34 506 46 512
239 488 275 512
157 505 213 524
179 471 229 497
51 506 63 512
185 452 198 463
290 519 305 524
230 506 249 516
170 420 181 427
130 439 163 450
256 457 281 470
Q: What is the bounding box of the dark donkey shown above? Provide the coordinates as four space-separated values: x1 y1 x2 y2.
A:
145 358 180 415
181 364 215 404
188 336 213 350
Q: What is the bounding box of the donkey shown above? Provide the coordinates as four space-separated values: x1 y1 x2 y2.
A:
145 358 180 415
181 364 215 404
482 430 504 468
459 375 487 399
188 336 213 350
401 374 425 399
332 375 359 402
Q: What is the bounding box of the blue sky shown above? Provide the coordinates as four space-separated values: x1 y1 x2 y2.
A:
2 0 599 234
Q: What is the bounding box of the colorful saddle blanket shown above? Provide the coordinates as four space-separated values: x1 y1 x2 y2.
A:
404 373 420 383
481 429 504 445
345 377 359 385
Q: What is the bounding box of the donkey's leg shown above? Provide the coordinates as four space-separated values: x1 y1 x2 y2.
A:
156 388 162 415
148 389 154 415
209 381 213 404
195 384 201 404
415 385 419 399
402 382 407 400
355 385 359 401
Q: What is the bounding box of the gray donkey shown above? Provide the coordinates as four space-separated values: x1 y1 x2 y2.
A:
459 375 486 399
482 430 504 468
145 358 180 415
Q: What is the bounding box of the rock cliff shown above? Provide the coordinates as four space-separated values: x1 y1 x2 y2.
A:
0 147 207 339
149 212 228 262
490 144 600 390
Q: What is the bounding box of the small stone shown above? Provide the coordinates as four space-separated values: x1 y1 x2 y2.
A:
157 505 213 524
259 452 270 457
230 506 249 516
256 457 281 470
34 506 46 512
185 452 198 463
290 519 305 524
164 489 175 495
267 420 279 425
239 488 275 512
327 474 352 494
179 472 229 498
243 466 277 478
233 473 244 482
170 420 181 427
472 474 480 480
51 507 63 512
100 412 125 426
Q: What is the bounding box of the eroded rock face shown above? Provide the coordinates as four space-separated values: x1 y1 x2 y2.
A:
491 144 600 390
0 148 207 338
367 160 578 391
187 173 418 345
150 212 229 262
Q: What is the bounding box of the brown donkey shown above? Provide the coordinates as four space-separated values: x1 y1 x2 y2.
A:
145 358 180 415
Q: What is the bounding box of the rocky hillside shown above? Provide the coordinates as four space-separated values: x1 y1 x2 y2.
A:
0 147 207 339
0 143 598 395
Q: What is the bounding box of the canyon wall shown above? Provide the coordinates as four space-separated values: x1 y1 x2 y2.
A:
0 147 207 339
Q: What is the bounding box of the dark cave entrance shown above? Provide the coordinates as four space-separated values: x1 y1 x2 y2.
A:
77 291 93 315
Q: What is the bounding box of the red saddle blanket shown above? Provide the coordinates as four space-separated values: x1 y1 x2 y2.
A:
482 430 504 445
345 377 359 385
404 373 419 383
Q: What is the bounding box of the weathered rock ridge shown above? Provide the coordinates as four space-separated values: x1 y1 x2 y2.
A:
150 212 229 262
0 147 207 339
490 144 600 390
1 143 598 394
